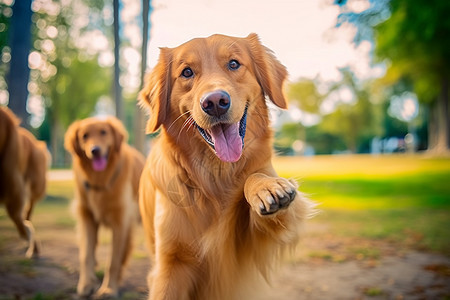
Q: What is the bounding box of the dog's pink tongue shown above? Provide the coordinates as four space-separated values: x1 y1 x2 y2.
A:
92 157 107 171
210 122 242 163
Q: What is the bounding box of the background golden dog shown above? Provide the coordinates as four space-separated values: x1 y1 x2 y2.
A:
0 106 48 258
64 116 145 298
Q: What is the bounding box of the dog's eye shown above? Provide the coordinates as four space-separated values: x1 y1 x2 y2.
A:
228 60 240 70
181 67 194 78
82 133 88 140
100 129 107 136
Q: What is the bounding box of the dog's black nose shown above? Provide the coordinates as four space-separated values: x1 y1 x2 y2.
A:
200 90 231 118
91 146 101 157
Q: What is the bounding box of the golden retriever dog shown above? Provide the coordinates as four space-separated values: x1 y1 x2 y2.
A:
138 33 315 299
64 116 145 298
0 106 48 258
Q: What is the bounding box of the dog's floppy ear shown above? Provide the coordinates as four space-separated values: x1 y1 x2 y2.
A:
246 33 289 109
139 47 172 133
106 117 128 152
64 120 84 157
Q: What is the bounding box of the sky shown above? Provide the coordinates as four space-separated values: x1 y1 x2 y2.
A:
4 0 387 127
116 0 384 127
142 0 382 82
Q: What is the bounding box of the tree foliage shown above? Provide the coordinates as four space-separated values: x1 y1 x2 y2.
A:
25 0 111 165
375 0 450 103
336 0 450 153
0 3 10 58
287 79 325 113
285 68 382 154
320 69 380 153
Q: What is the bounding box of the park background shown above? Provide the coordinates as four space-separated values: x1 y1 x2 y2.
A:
1 0 450 299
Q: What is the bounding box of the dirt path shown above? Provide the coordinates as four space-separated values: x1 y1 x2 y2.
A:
261 251 450 300
1 219 449 300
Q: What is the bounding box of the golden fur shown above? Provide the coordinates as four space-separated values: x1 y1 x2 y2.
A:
0 106 48 258
64 116 145 297
138 33 315 300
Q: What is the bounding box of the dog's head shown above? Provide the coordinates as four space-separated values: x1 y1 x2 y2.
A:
64 117 127 171
139 33 288 162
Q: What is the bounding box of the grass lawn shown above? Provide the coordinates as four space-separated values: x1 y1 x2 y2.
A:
274 154 450 255
2 154 447 259
37 154 450 256
0 153 448 300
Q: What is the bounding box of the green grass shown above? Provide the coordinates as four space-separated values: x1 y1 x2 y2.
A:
301 173 450 209
274 154 450 255
38 155 450 254
46 180 74 201
364 287 384 297
10 154 447 260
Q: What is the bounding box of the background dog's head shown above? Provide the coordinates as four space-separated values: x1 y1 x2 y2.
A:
139 33 288 162
64 117 127 171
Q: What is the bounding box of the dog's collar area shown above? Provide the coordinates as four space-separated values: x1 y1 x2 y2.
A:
83 181 107 191
195 105 248 151
83 159 122 191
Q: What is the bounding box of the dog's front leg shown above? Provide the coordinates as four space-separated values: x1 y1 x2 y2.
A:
77 207 100 297
147 198 198 300
149 255 196 300
96 219 133 297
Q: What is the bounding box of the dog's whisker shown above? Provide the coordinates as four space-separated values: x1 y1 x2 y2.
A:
181 116 194 132
186 117 196 132
187 121 196 133
167 111 191 133
176 116 195 144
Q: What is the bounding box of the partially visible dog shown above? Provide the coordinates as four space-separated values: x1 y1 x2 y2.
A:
0 106 48 258
64 116 145 298
138 33 315 299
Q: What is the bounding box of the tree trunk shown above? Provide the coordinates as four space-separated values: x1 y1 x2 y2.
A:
134 0 151 154
6 0 32 128
113 0 123 121
428 75 450 154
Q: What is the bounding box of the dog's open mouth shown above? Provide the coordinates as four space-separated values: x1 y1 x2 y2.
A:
92 155 108 172
196 106 248 163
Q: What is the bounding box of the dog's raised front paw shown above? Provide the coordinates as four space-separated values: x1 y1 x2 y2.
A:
246 176 297 216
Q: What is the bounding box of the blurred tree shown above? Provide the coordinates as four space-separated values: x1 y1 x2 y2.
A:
30 0 110 165
335 0 390 46
284 78 323 153
320 68 381 153
6 0 32 127
318 68 380 153
0 2 11 88
287 78 325 114
0 2 9 51
134 0 151 154
274 122 302 155
375 0 449 154
284 71 380 154
45 58 111 166
113 0 122 121
306 125 346 155
336 0 450 154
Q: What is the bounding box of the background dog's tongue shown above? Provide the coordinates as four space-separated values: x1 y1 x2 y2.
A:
92 157 107 171
210 122 242 162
